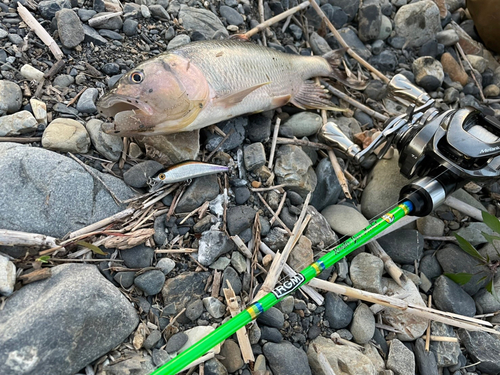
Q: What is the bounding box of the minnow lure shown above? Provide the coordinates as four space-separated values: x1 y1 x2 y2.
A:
148 161 229 192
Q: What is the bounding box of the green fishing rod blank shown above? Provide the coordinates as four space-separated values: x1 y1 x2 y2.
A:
151 201 413 375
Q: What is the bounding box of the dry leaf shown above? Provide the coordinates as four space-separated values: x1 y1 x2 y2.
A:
103 228 155 250
133 322 148 350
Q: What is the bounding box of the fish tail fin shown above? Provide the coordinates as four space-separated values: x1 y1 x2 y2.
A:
290 80 346 111
323 48 368 90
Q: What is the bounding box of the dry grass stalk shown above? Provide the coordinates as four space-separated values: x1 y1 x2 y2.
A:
309 1 389 83
260 242 325 306
142 184 179 209
431 335 458 342
444 195 483 221
223 281 255 363
320 80 389 122
257 192 293 235
18 268 52 284
270 191 287 225
0 229 60 250
275 137 332 151
17 3 63 60
268 117 281 170
179 202 210 225
245 1 310 39
154 248 197 253
328 149 352 199
0 136 43 143
425 295 432 351
455 43 486 102
253 251 284 302
103 228 155 249
69 208 134 239
366 241 405 286
230 235 253 259
205 128 235 162
308 278 500 335
249 183 288 192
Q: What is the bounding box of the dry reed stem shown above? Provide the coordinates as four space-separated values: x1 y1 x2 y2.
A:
268 117 281 170
366 241 405 286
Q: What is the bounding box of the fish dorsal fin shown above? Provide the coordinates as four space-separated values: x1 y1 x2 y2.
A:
215 82 270 108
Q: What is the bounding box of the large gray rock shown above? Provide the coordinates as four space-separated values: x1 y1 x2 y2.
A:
274 145 317 198
178 5 228 39
0 143 134 238
263 342 311 375
0 264 138 375
0 111 38 137
387 339 415 375
458 329 500 374
56 9 85 48
394 1 441 47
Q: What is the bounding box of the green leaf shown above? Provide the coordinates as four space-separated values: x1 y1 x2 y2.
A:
486 279 493 294
36 255 51 263
453 233 484 260
482 211 500 234
491 279 500 303
444 272 473 285
481 232 500 243
76 240 107 255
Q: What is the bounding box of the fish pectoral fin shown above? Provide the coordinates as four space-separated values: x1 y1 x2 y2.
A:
215 82 270 107
271 94 292 107
291 81 346 111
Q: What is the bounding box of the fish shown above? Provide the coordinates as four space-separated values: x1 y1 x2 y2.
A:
148 161 229 191
97 39 364 137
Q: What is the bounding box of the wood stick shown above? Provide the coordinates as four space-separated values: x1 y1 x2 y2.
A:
44 59 66 79
245 1 310 39
17 3 63 60
455 43 486 102
0 137 42 143
230 235 254 259
0 229 60 249
154 248 197 253
268 118 281 170
425 295 432 352
69 208 134 238
309 0 389 83
211 270 222 298
257 192 293 235
276 137 332 151
18 268 52 284
270 191 287 225
328 149 352 199
366 241 405 287
321 80 389 122
430 335 458 342
308 278 499 334
223 282 255 363
259 242 324 305
444 195 483 221
205 128 235 162
250 183 289 192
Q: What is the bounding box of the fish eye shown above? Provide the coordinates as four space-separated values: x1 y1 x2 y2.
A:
130 71 144 84
158 173 166 180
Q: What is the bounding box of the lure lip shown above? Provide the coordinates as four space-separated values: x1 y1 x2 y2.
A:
147 161 229 192
97 94 154 119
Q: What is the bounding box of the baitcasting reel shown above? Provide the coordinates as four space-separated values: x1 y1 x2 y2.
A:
319 74 500 216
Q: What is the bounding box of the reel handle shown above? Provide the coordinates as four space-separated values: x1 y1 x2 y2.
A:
388 74 431 106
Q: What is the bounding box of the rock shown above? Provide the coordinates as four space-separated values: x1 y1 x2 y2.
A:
329 0 359 22
436 245 489 295
83 24 107 45
308 336 376 375
394 1 442 47
387 339 415 375
0 255 15 296
475 286 500 314
368 50 398 73
166 332 188 353
219 5 243 26
433 275 476 316
89 12 123 30
143 330 162 350
484 84 500 97
416 215 445 236
377 229 424 264
121 244 154 268
378 15 392 40
56 9 85 48
419 253 442 280
157 258 176 275
467 55 488 74
226 205 257 236
321 4 348 28
20 65 44 82
203 296 226 318
167 34 191 49
0 111 38 137
247 114 271 142
135 130 200 165
322 204 369 236
441 52 468 86
113 271 135 289
288 236 313 272
282 112 323 138
436 29 459 46
198 230 236 266
123 160 163 188
244 143 266 172
414 338 439 375
257 307 284 329
219 339 243 372
178 326 221 355
328 28 371 60
310 158 342 212
42 118 90 153
205 118 246 151
304 206 338 248
234 186 250 205
413 56 444 91
274 145 316 198
204 358 228 375
53 74 74 88
429 322 460 367
263 342 311 375
444 87 460 103
230 252 247 274
350 252 384 293
361 151 412 218
122 18 138 36
149 4 170 21
176 175 220 213
185 299 204 321
260 326 283 342
86 119 122 162
76 88 98 114
134 270 165 296
38 0 71 19
350 303 375 344
179 5 228 39
309 32 332 56
0 143 133 238
221 266 242 295
358 0 382 42
458 329 500 374
162 272 210 315
0 80 22 114
382 278 428 340
324 291 353 329
0 264 138 375
78 9 96 21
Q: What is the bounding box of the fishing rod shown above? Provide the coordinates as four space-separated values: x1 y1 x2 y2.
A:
151 74 500 374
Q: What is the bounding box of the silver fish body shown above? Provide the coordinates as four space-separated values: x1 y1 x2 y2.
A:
98 40 349 136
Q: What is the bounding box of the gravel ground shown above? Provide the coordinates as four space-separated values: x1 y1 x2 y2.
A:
1 0 500 374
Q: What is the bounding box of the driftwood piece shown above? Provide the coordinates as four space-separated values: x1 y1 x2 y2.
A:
366 240 405 286
18 268 52 284
444 195 483 221
0 229 60 249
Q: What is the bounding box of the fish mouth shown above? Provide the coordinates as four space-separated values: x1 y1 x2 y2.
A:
97 94 154 119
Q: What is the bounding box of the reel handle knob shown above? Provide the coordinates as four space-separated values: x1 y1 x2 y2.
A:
318 122 362 160
389 74 431 106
